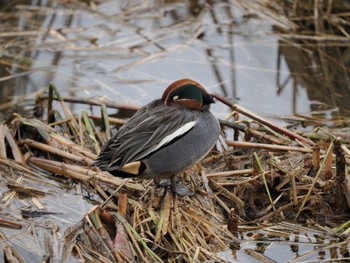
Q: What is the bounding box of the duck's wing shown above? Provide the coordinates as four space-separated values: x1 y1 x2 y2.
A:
95 100 196 173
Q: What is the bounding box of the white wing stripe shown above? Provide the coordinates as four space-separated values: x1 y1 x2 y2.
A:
151 121 196 153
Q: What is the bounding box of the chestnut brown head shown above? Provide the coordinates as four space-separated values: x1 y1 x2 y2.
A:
162 79 215 110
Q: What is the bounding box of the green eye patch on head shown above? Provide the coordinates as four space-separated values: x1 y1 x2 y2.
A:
169 84 203 103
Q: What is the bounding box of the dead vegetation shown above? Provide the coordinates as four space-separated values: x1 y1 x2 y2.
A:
1 0 350 262
0 83 349 262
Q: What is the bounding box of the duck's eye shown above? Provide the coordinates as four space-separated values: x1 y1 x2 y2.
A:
172 95 179 101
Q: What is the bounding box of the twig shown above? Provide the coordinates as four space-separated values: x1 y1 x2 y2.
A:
41 95 140 112
208 179 244 214
341 144 350 157
227 141 312 153
101 104 111 138
206 169 254 178
213 93 315 145
49 83 80 136
295 140 334 221
0 218 22 230
0 124 8 158
254 153 275 210
27 157 144 191
82 111 100 153
5 128 24 163
245 248 276 263
19 139 94 166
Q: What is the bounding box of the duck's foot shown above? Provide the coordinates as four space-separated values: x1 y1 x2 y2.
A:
170 176 194 196
154 176 193 196
155 178 171 187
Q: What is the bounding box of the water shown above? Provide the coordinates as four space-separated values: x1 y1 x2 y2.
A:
1 0 349 121
1 0 350 262
217 226 350 262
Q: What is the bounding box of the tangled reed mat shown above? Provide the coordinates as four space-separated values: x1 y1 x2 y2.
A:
0 84 350 262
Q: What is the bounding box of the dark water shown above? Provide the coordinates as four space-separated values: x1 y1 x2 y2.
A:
1 0 350 262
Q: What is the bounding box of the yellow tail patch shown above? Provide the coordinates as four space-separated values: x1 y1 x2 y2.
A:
120 161 141 175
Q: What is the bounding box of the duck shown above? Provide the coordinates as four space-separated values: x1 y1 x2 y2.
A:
95 79 220 196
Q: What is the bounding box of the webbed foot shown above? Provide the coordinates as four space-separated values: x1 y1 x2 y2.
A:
170 175 194 196
154 176 194 196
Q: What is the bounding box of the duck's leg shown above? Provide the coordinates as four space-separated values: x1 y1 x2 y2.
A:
154 178 171 187
154 176 193 196
170 175 194 196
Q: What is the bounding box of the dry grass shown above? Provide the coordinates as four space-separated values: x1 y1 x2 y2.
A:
0 82 349 262
1 0 350 262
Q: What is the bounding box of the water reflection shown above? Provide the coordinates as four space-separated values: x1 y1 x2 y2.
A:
218 224 350 262
1 1 350 262
1 0 349 122
276 37 350 117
